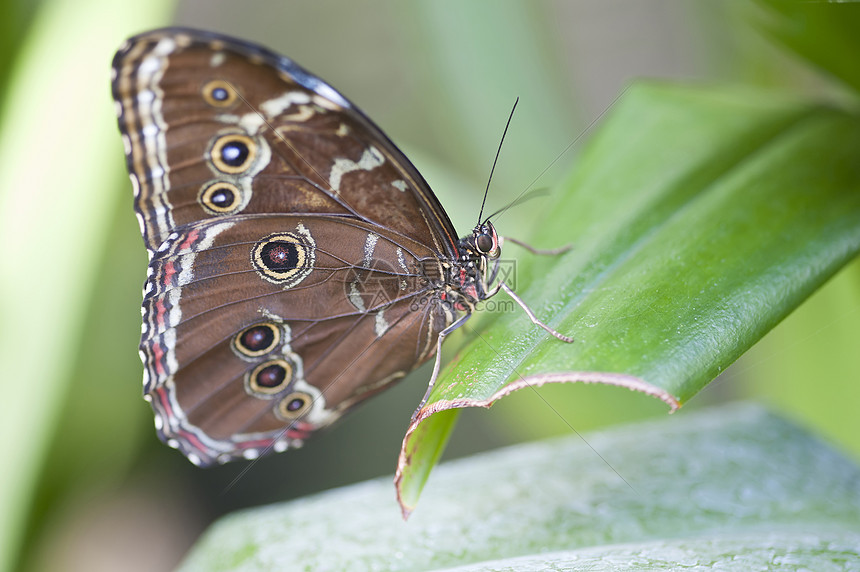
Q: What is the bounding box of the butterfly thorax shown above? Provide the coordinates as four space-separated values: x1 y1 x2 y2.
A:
442 221 501 313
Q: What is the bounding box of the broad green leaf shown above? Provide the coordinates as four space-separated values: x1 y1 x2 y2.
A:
396 82 860 513
751 0 860 94
179 403 860 570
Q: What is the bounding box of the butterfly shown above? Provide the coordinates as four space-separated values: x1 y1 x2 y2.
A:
111 28 571 467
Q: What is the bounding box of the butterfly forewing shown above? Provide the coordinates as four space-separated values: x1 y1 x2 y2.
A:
113 28 459 465
112 28 457 257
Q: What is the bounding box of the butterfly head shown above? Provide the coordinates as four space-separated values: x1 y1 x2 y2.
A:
451 220 501 306
470 220 500 260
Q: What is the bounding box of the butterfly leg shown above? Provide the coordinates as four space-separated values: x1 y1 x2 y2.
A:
501 235 572 256
499 282 574 343
412 311 472 421
488 255 503 284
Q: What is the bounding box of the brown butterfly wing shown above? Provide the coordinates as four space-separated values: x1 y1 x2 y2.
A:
143 215 446 465
112 28 458 465
112 27 457 257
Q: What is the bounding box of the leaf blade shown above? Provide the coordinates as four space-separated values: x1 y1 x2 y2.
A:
397 82 860 511
180 404 860 571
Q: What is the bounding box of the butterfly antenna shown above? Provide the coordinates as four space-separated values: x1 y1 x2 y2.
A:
482 187 549 223
478 97 519 225
492 85 632 226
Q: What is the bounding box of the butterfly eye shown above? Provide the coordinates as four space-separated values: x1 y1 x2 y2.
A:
199 181 244 215
210 134 256 174
234 322 280 357
247 359 293 395
476 233 495 254
276 392 313 420
201 79 237 107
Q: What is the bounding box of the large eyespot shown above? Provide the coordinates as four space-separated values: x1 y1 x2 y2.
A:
275 391 313 420
201 79 238 107
198 181 244 215
233 322 280 358
246 359 293 396
251 227 316 288
210 134 256 174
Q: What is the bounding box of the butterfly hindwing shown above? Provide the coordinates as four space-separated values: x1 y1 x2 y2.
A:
142 214 448 464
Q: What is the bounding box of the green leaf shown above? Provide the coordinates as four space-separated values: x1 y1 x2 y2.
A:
751 0 860 94
178 403 860 570
396 82 860 512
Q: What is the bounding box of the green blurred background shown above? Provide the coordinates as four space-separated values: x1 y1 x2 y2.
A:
0 1 857 570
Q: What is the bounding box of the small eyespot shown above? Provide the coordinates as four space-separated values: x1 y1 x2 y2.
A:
199 181 243 215
275 392 313 420
234 323 280 357
247 359 293 395
201 79 237 107
210 134 256 174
